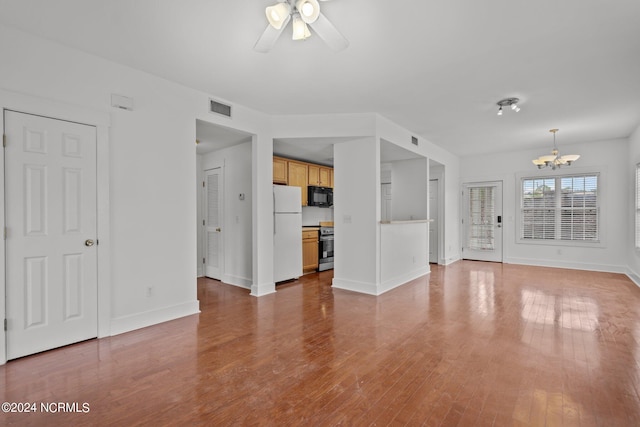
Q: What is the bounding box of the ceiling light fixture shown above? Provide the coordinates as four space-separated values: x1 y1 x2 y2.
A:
254 0 349 52
496 97 521 115
292 14 311 40
266 2 292 29
532 129 580 170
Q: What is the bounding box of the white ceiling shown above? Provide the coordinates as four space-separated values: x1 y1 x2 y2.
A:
1 0 639 158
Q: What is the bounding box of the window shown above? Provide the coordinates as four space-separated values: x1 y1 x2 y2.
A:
520 174 599 242
636 164 640 249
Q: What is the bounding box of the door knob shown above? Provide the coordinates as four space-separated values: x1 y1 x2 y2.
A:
215 227 221 232
85 239 95 247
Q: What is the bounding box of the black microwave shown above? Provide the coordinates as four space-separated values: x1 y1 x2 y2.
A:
308 186 333 207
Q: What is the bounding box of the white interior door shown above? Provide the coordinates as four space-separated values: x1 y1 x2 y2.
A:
5 110 98 360
462 181 503 262
204 167 223 279
429 179 439 263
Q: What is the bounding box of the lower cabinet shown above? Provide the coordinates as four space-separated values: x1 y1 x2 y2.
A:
302 229 319 272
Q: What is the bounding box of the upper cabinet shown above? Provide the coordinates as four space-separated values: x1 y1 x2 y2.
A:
287 160 308 206
273 156 334 205
273 156 288 184
308 164 332 188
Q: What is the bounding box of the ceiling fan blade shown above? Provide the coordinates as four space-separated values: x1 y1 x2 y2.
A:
309 12 348 51
253 15 291 53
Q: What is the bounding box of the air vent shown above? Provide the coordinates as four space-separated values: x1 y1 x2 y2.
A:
411 136 418 146
209 99 232 118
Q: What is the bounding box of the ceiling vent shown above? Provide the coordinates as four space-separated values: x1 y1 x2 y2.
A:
209 99 232 118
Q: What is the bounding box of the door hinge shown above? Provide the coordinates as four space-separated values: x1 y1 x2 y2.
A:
203 220 205 226
3 227 6 240
202 181 205 188
2 134 6 147
203 257 205 264
4 319 7 331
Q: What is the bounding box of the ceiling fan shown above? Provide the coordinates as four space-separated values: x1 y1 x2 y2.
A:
254 0 349 52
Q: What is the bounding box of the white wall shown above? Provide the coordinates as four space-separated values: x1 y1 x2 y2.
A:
460 138 629 273
0 24 273 341
332 137 380 294
201 142 253 288
196 154 204 277
302 206 334 226
375 115 461 265
628 123 640 283
389 158 429 221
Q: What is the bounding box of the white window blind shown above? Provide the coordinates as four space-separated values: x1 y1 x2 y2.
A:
636 164 640 249
521 174 599 242
467 186 495 250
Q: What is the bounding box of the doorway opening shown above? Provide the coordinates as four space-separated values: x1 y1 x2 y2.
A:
196 119 253 288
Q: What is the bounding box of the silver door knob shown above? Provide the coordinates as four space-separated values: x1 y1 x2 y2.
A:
85 239 95 247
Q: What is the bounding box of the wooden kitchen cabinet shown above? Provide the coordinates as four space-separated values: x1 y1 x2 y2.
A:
308 164 332 188
288 161 308 206
273 156 288 184
302 229 319 272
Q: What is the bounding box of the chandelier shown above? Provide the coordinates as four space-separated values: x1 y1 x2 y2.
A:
532 129 580 170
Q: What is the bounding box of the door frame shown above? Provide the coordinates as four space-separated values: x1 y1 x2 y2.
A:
461 180 504 262
0 89 111 365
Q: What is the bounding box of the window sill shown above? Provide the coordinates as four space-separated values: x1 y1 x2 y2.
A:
517 238 604 249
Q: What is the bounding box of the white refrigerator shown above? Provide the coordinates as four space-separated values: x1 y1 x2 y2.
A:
273 185 302 283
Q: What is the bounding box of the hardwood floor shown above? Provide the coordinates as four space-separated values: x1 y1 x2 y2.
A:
2 261 640 426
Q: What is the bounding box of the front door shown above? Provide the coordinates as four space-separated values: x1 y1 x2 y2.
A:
4 110 98 360
204 167 223 279
462 181 503 262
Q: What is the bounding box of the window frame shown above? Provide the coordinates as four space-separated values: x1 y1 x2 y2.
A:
516 168 604 248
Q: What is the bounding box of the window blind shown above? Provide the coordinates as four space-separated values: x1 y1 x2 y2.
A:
467 186 495 250
521 174 599 242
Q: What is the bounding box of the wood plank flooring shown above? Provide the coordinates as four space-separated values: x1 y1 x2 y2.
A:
2 261 640 426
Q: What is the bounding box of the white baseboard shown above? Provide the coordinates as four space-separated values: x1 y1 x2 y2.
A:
626 267 640 288
331 278 378 295
504 257 627 274
250 282 276 297
222 274 252 290
110 300 200 336
379 266 430 295
442 255 461 265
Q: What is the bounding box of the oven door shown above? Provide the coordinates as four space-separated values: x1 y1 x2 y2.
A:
318 235 334 270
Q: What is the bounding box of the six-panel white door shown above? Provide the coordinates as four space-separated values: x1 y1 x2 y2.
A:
5 110 98 360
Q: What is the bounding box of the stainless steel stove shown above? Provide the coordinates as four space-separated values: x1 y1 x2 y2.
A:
318 226 334 271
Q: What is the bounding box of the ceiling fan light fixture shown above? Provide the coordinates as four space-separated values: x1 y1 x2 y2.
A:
266 2 292 29
292 14 311 40
296 0 320 24
497 107 503 116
